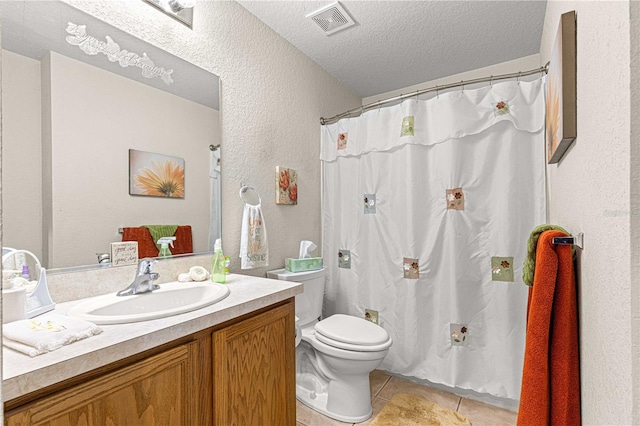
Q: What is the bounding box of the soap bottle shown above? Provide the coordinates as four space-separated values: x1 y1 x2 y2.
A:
211 238 226 284
157 237 176 258
20 265 30 280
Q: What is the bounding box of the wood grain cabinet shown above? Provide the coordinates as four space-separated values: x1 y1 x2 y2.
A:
213 301 296 426
5 342 198 425
4 299 296 426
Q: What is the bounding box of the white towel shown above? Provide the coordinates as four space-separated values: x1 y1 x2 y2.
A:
240 203 269 269
3 314 102 357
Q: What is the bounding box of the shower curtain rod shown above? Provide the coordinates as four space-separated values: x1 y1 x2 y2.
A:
320 62 550 125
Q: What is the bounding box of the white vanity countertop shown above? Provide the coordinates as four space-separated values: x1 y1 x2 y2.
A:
3 274 302 402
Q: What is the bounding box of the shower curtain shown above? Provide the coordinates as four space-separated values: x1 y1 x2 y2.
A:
321 79 546 400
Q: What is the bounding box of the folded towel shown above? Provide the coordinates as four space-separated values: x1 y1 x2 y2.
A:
522 224 572 286
122 226 193 258
517 230 581 426
143 225 179 250
3 314 102 357
240 204 269 269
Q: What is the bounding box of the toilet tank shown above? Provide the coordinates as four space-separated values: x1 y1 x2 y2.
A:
267 268 325 327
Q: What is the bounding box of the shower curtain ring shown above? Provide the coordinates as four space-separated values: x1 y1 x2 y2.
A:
461 81 464 93
490 76 493 87
517 71 522 84
415 90 419 103
435 85 439 99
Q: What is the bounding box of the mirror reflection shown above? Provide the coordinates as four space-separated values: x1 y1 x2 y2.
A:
1 1 222 270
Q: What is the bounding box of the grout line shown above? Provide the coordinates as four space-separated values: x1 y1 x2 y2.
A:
456 396 462 411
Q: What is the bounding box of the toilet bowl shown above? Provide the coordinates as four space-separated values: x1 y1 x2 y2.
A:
267 268 393 423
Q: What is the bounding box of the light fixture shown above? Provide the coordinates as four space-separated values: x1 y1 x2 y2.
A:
142 0 195 28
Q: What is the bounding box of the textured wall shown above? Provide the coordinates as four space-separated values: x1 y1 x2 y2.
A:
540 2 633 423
61 0 361 276
630 1 640 422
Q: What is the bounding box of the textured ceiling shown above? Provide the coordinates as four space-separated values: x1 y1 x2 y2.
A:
237 1 548 98
1 1 219 109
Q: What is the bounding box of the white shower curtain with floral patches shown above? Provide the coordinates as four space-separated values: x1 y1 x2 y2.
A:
321 79 546 400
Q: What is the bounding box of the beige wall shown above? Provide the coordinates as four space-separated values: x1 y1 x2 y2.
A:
631 1 640 422
59 0 361 275
1 51 42 259
540 2 634 424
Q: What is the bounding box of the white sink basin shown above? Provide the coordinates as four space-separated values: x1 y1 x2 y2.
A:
67 281 229 325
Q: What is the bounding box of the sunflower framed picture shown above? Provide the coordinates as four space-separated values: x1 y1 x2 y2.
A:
546 10 576 164
129 149 185 198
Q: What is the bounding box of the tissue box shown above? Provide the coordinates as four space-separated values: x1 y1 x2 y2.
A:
285 257 323 273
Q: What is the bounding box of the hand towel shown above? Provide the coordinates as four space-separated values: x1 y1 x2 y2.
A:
143 225 179 249
240 204 269 269
3 314 102 357
122 226 193 258
517 230 581 426
522 224 572 286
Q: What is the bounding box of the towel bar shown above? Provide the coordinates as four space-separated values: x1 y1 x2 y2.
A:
552 232 583 250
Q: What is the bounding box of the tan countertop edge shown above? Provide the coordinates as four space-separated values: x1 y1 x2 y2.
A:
3 274 302 402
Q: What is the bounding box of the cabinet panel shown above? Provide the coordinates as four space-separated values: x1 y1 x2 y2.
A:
213 300 296 426
6 342 197 426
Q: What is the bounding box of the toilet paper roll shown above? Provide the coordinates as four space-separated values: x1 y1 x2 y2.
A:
2 287 27 324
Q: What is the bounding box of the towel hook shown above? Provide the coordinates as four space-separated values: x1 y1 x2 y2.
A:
552 232 584 250
239 184 262 206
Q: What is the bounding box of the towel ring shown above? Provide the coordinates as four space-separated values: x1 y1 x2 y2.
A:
239 184 261 206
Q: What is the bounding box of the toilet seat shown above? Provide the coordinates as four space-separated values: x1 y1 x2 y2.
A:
314 314 392 352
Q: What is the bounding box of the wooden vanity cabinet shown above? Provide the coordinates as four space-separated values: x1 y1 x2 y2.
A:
213 301 296 425
5 342 199 425
4 298 296 426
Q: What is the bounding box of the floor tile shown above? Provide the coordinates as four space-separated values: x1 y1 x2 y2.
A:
457 397 517 426
375 376 461 411
369 370 391 397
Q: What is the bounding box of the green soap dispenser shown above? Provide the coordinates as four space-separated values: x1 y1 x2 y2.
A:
157 236 176 258
211 238 226 283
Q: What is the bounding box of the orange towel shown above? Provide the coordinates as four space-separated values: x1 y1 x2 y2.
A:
517 230 580 426
122 226 193 259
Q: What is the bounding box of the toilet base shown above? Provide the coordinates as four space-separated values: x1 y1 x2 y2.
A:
296 383 372 423
296 347 374 423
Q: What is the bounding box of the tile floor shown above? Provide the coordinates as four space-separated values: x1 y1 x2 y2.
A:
296 370 517 426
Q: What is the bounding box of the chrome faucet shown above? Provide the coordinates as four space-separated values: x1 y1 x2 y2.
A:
117 258 160 296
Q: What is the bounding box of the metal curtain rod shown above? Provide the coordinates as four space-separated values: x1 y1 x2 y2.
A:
320 62 550 125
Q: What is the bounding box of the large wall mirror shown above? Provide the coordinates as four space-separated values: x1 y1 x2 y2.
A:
1 1 221 271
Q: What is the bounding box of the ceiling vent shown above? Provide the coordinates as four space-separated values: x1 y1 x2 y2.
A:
306 2 356 36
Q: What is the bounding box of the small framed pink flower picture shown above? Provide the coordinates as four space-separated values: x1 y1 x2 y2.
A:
276 166 298 205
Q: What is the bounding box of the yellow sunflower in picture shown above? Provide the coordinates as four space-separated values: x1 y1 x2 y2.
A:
135 160 185 197
546 77 561 158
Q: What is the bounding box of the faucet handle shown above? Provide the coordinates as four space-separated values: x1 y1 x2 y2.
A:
138 258 157 274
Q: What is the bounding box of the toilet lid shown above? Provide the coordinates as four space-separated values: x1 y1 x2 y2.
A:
314 314 390 347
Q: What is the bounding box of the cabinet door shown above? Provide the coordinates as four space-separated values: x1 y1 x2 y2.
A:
213 300 296 426
5 342 197 426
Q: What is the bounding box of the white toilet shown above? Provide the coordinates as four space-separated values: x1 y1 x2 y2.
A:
267 268 392 423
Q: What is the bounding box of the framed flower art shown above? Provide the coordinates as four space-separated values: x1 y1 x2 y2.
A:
276 166 298 205
129 149 185 198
